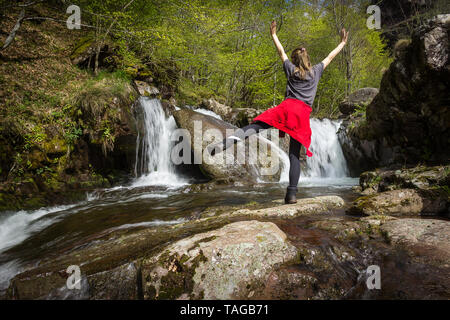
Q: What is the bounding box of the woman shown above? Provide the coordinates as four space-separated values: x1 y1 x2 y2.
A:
209 21 348 204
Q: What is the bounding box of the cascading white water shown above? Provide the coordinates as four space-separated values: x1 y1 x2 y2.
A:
132 97 186 187
303 118 349 178
191 107 223 120
258 118 349 183
188 108 350 183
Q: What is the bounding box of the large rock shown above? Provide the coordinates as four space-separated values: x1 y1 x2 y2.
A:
339 87 379 115
11 262 140 300
4 212 238 300
200 98 233 120
228 196 345 219
347 188 448 216
381 218 450 267
228 107 263 127
337 120 379 176
359 165 450 194
199 99 265 127
348 165 449 217
338 15 450 171
133 80 160 97
326 215 450 299
141 220 297 299
172 108 284 182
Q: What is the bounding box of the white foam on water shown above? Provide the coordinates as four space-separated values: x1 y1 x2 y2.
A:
193 108 223 120
132 171 188 188
0 204 76 254
112 218 187 231
299 177 358 187
0 259 22 291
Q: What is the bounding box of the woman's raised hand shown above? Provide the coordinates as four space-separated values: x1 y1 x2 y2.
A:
340 28 349 44
270 21 277 35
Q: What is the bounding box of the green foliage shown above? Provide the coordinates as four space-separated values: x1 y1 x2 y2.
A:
64 122 83 145
71 0 391 116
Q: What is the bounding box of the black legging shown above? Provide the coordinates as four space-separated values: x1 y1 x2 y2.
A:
229 121 301 188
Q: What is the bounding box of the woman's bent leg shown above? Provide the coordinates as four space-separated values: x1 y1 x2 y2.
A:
208 121 272 155
233 121 272 140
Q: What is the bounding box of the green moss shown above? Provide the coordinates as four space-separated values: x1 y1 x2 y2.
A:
256 236 265 242
353 195 377 213
70 34 95 61
23 196 46 209
441 185 450 195
43 137 68 156
156 251 208 300
187 236 217 252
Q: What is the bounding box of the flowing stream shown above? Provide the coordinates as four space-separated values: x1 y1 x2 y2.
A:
0 98 357 292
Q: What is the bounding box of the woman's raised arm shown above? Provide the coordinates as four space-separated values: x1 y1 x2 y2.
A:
322 28 348 69
271 21 288 62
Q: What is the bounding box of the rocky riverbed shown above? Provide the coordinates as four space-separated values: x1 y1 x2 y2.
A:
1 171 448 300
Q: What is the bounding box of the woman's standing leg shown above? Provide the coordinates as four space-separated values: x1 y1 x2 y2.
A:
285 137 302 204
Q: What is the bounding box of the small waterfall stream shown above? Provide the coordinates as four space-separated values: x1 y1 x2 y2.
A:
132 98 186 187
303 118 349 178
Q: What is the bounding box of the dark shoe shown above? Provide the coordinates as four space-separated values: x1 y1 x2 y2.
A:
284 186 298 204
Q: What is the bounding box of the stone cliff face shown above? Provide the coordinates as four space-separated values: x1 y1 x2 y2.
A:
339 15 449 173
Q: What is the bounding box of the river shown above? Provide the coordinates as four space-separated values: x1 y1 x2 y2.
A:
0 98 358 293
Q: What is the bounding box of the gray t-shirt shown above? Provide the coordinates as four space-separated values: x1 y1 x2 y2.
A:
283 59 324 106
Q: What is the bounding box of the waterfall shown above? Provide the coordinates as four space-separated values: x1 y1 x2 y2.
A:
132 97 186 187
303 118 349 178
132 100 350 186
188 108 350 182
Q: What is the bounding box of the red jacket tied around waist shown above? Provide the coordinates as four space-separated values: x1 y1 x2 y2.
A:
253 98 313 157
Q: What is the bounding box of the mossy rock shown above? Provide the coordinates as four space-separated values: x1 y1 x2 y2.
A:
42 137 68 158
70 34 95 64
141 220 298 299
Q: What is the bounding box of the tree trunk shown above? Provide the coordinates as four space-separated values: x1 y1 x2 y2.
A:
94 44 101 75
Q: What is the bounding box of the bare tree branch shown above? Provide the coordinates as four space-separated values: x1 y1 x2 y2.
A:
1 0 44 9
1 9 25 51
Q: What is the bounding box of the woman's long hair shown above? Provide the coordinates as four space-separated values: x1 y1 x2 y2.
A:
291 47 312 80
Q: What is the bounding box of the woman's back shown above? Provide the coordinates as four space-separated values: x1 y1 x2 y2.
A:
283 59 324 107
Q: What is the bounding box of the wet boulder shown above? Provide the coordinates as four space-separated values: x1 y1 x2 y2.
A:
339 87 379 116
172 108 284 182
348 165 449 217
359 165 450 194
381 218 450 267
228 107 263 127
133 80 160 97
200 98 232 120
347 188 448 217
141 220 298 299
227 196 345 219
